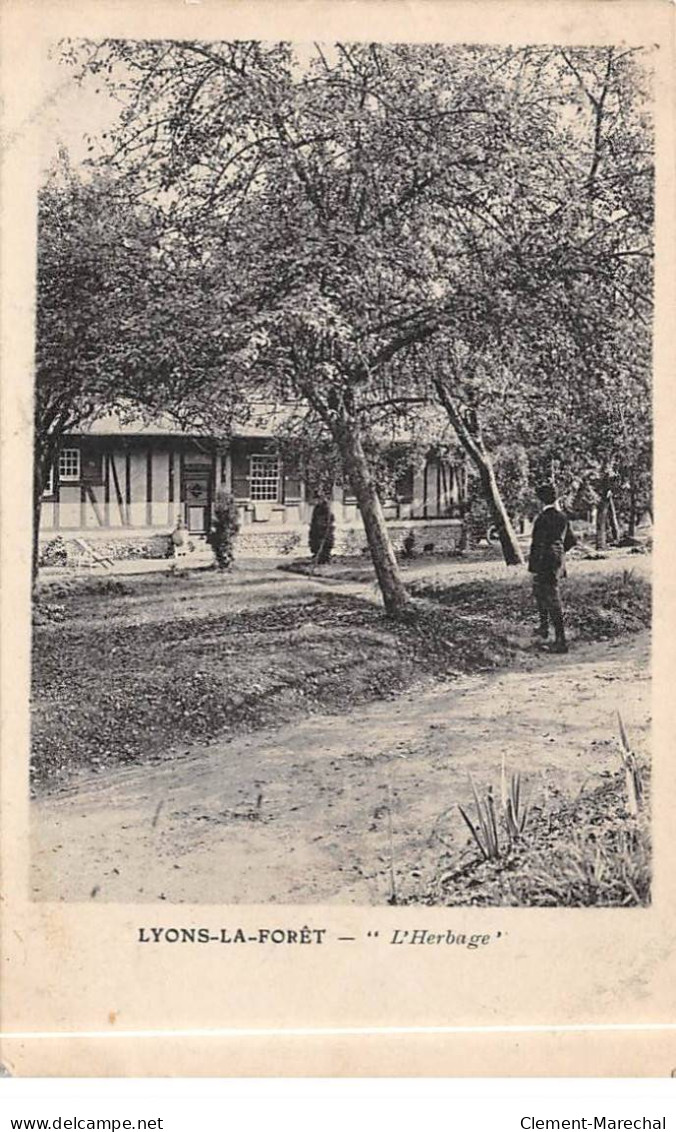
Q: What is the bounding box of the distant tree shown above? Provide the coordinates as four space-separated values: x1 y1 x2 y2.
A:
34 159 243 586
404 46 653 560
34 164 156 586
493 445 533 521
505 47 653 550
207 490 240 569
424 346 527 564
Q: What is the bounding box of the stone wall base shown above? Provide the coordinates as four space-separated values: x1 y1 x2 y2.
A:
335 520 464 557
38 532 172 566
39 519 464 564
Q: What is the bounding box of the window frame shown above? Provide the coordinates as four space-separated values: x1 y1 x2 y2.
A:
249 453 281 503
58 447 81 483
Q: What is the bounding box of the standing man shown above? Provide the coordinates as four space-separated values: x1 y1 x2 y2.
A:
528 483 576 653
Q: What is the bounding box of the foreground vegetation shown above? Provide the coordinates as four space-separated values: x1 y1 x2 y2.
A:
31 556 651 789
419 767 651 908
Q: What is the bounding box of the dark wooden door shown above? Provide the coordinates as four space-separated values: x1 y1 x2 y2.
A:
184 470 211 533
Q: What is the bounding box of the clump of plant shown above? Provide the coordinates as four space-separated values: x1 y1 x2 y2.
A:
402 531 416 560
309 499 335 564
501 764 530 843
458 762 530 861
279 532 302 556
39 536 68 568
502 824 651 907
459 779 500 860
617 711 644 816
206 489 240 570
434 724 650 907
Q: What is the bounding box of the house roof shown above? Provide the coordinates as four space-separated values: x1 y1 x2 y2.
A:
81 404 301 439
84 414 207 437
77 402 463 452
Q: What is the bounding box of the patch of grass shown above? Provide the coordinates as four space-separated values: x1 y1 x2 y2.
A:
420 769 651 908
278 557 382 585
31 562 651 790
36 577 134 601
410 567 651 644
32 591 416 788
503 821 651 907
278 548 499 586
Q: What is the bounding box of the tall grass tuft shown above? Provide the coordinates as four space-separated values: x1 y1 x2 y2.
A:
459 764 532 861
617 711 644 817
458 777 501 860
502 754 530 843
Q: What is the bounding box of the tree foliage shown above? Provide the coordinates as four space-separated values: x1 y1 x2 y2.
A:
49 40 653 590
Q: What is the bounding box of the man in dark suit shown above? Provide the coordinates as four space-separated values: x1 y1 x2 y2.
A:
528 483 576 653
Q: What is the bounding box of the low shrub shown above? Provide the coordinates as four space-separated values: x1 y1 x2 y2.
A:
309 500 335 564
39 536 68 567
207 490 240 570
402 532 416 560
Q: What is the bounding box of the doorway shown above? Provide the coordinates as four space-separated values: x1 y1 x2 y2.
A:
183 469 211 534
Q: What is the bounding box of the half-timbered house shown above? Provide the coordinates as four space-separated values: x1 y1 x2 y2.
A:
39 409 467 560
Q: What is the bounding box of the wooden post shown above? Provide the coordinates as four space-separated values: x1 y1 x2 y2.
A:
146 444 153 527
125 449 131 527
104 453 110 527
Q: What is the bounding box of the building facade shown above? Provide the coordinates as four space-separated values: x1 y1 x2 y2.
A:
39 415 467 559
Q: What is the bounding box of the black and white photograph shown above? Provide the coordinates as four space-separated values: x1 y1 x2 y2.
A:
27 32 654 912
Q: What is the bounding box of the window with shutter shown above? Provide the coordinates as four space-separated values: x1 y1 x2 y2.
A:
81 449 104 485
231 445 250 500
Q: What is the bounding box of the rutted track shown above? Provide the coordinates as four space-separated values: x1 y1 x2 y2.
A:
32 631 650 904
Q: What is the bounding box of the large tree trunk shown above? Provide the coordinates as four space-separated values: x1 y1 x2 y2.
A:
432 378 524 566
628 479 637 538
477 457 524 566
32 433 59 594
607 490 620 542
334 423 409 618
596 490 610 550
32 458 45 596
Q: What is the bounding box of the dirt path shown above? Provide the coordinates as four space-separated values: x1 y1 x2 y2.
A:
32 631 650 905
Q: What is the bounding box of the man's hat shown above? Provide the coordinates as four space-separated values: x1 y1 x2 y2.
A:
536 483 557 505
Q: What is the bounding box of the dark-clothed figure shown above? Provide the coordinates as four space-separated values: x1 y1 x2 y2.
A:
528 483 576 653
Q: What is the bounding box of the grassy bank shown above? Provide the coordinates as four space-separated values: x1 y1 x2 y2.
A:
31 559 651 789
416 767 651 908
408 562 651 645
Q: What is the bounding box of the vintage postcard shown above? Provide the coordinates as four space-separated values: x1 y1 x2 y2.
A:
1 0 675 1076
